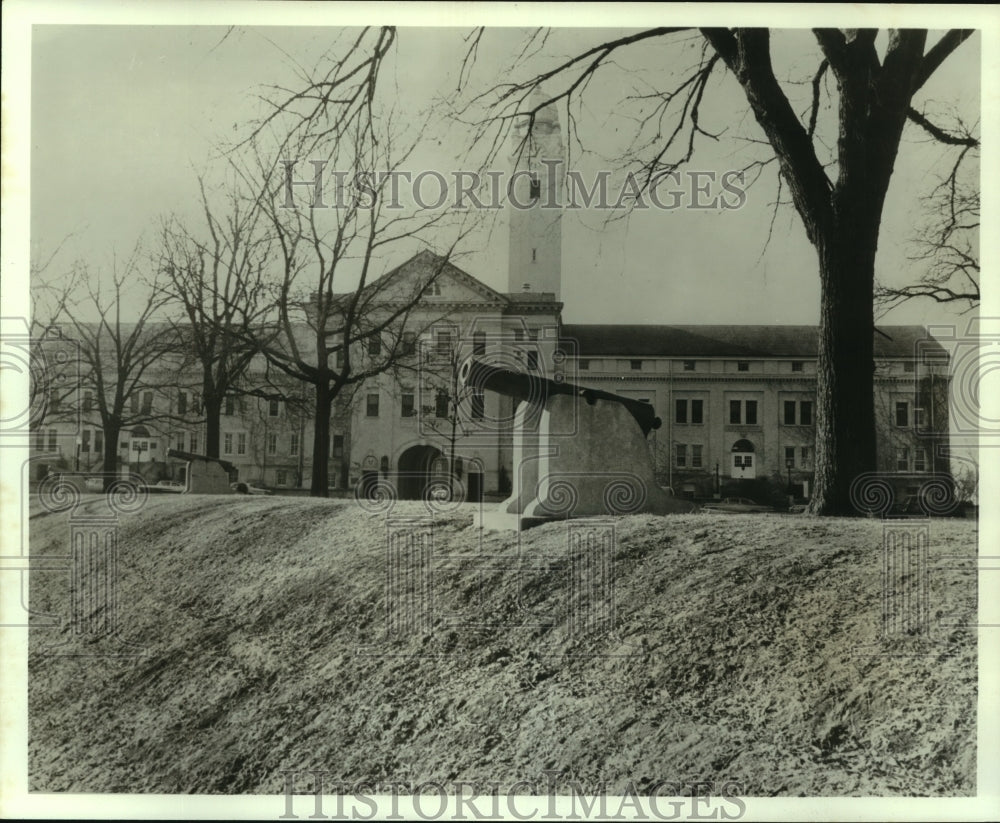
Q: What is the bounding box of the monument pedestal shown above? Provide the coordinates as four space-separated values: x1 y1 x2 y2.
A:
476 393 692 531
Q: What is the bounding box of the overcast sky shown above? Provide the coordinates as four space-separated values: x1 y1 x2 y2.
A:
22 8 987 331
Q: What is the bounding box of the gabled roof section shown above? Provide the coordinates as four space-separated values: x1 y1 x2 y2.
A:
559 325 949 360
366 249 508 307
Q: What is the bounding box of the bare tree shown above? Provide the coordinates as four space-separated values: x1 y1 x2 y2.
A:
877 133 979 311
29 238 82 431
157 176 274 458
458 27 977 515
414 328 480 497
62 247 179 489
235 28 473 496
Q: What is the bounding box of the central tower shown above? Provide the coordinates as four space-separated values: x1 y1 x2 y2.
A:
507 90 563 300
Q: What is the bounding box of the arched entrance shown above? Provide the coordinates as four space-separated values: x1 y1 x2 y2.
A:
730 438 756 479
397 444 444 500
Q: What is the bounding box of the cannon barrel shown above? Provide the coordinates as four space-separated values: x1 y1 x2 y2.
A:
460 357 662 436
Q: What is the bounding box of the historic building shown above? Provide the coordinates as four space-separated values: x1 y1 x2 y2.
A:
554 324 950 502
30 93 952 503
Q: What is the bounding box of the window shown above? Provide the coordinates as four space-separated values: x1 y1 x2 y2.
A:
737 361 749 372
691 445 703 468
267 433 277 455
95 429 103 453
784 400 797 425
801 446 810 465
225 396 235 416
276 470 287 486
83 391 93 413
368 335 381 356
791 361 804 372
436 331 452 356
800 401 812 426
401 393 416 418
729 399 757 425
784 400 813 426
513 329 524 342
914 448 927 472
47 429 58 452
914 407 926 427
131 394 139 414
675 443 687 467
193 393 201 414
223 433 233 455
896 447 909 471
903 361 915 373
187 432 196 454
579 359 590 370
237 433 247 456
471 390 485 420
402 332 417 355
177 391 187 415
366 394 380 417
290 433 299 457
335 349 345 369
435 391 449 418
36 430 44 450
676 398 704 425
630 360 642 371
81 430 91 453
895 401 909 428
683 360 696 371
527 351 539 371
142 392 153 414
269 399 280 417
785 446 796 465
473 332 486 357
332 435 344 459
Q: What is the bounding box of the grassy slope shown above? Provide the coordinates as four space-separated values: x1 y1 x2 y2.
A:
28 496 976 795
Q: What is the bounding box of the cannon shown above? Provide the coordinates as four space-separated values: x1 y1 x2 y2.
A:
460 357 692 529
459 358 662 436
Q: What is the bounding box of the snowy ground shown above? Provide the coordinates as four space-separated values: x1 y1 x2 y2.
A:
28 495 977 795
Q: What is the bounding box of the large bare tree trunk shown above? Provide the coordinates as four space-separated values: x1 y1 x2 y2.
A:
809 224 878 515
102 424 121 492
310 384 332 497
203 394 222 459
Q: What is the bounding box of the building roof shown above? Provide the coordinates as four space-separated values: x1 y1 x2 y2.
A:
559 324 949 360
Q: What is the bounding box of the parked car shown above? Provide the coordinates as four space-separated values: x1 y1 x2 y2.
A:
702 496 775 513
230 482 273 495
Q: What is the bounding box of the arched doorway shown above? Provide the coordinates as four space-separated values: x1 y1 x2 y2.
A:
730 438 756 479
397 444 444 500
